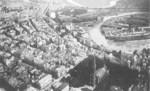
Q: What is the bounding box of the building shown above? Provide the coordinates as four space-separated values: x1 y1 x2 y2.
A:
24 86 37 91
35 74 53 90
56 66 67 78
52 81 69 91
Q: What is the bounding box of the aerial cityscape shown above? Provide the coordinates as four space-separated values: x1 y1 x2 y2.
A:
0 0 149 91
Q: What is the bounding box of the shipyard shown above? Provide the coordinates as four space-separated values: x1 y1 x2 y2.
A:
0 0 149 91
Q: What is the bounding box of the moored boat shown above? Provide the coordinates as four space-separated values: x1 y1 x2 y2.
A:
104 28 150 41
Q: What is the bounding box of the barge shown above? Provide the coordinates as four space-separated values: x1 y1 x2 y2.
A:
104 28 150 41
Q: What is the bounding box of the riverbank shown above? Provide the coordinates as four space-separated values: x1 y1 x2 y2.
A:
89 12 150 53
67 0 85 7
67 0 119 8
103 0 119 8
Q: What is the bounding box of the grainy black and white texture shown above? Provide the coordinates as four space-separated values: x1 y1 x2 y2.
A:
0 0 149 91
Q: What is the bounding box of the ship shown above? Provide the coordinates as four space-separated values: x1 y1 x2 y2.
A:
104 27 150 41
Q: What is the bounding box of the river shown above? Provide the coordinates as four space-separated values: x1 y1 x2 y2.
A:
68 0 119 8
89 12 150 53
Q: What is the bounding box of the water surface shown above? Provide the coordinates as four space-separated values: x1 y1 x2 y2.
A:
89 21 150 53
72 0 118 8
